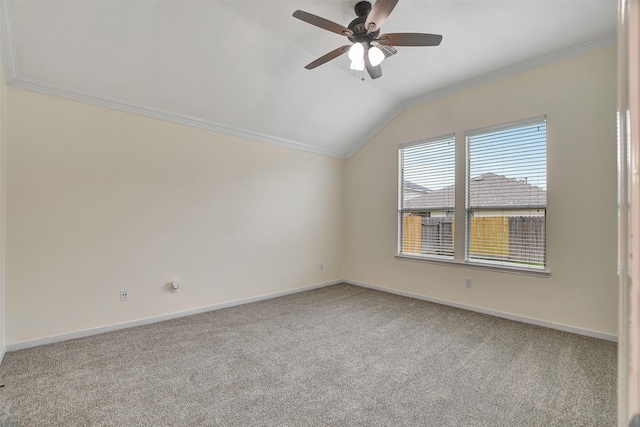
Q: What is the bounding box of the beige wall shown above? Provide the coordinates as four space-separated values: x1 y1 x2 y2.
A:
0 57 6 357
3 46 619 346
345 47 619 336
6 89 344 345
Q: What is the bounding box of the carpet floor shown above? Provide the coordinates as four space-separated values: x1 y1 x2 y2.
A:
0 284 617 426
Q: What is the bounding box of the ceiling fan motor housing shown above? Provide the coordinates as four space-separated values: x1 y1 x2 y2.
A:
348 2 380 43
354 1 372 17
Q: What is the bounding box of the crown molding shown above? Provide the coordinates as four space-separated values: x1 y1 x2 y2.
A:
343 34 617 159
403 34 617 110
0 0 616 162
342 101 406 158
8 76 346 158
0 0 344 159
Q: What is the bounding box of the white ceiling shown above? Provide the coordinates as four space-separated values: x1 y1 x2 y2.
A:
0 0 617 158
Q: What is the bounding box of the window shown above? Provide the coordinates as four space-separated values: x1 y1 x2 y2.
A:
397 117 548 274
398 135 455 259
466 117 547 270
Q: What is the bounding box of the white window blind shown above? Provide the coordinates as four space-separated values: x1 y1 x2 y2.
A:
465 117 547 269
398 135 455 259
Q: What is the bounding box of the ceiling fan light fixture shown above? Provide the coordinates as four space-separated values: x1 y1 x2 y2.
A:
350 58 365 71
293 1 444 80
348 42 364 61
369 46 385 66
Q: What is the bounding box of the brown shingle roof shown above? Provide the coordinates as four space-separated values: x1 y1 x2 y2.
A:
405 173 546 210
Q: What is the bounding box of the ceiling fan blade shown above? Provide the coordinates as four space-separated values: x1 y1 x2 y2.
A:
293 10 353 37
304 45 351 70
365 0 399 34
364 44 382 80
377 33 443 47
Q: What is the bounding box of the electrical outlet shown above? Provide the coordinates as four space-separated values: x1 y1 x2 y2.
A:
120 289 129 302
320 264 324 271
465 278 472 288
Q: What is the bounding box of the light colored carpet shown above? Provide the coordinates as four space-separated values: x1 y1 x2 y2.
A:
0 284 617 426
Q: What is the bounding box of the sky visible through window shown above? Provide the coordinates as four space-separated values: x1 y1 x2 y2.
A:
403 122 546 191
402 136 455 192
468 122 546 190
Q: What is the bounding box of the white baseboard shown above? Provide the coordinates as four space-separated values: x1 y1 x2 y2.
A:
5 278 617 352
6 280 343 352
0 345 5 365
345 279 618 342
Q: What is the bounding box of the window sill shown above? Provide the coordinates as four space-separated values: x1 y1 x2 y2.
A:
395 254 551 277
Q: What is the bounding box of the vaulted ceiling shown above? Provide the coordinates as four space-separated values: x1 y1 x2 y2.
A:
0 1 617 158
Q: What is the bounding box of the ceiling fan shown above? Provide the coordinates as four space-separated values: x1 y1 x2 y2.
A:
293 0 443 80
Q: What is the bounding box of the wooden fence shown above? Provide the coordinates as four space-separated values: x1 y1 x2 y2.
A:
402 216 453 256
402 215 545 264
506 216 546 264
402 215 423 254
469 217 509 258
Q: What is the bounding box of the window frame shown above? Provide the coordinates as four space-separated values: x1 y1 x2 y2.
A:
395 117 550 277
464 116 547 271
398 134 456 261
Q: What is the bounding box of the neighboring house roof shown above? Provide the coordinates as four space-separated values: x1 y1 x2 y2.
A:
405 173 546 210
403 181 431 193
